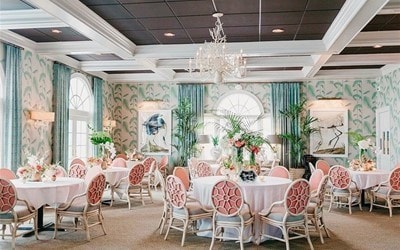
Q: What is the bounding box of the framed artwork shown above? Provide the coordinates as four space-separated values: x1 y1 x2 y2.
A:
310 109 348 157
138 109 171 155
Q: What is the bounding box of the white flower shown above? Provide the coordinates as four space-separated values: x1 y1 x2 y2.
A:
358 139 372 150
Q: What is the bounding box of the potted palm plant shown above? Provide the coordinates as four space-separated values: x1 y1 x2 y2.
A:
172 98 202 167
280 99 318 178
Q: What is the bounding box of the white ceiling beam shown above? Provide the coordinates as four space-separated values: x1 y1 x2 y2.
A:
326 54 400 66
379 0 400 14
348 31 400 47
44 54 81 70
302 54 333 78
35 41 112 55
108 73 165 83
80 60 145 72
24 0 136 59
0 9 67 29
0 30 37 51
137 58 175 80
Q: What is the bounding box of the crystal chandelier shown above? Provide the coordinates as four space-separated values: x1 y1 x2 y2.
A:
188 13 247 84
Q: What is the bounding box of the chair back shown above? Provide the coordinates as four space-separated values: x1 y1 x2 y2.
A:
115 153 128 160
165 175 187 209
389 166 400 191
111 157 127 168
143 157 157 173
285 179 310 216
55 166 68 177
155 169 166 198
70 157 85 167
69 163 87 179
0 168 17 180
211 180 244 217
86 173 106 206
271 159 280 168
268 166 290 178
214 166 224 176
316 160 330 175
0 178 17 213
128 164 145 185
309 169 324 192
315 175 330 207
188 157 199 179
173 167 190 191
328 165 351 189
196 161 212 177
309 162 316 173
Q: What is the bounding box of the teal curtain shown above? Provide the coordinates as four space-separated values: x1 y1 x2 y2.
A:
1 44 22 171
52 63 71 168
271 82 300 168
177 84 204 164
93 77 104 156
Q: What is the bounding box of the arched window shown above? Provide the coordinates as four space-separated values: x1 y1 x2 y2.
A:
0 63 4 164
202 90 272 160
68 73 93 162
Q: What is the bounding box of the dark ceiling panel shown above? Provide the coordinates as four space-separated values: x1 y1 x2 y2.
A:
341 46 400 54
261 0 308 12
321 65 384 70
124 2 174 18
118 0 162 3
168 0 214 16
107 18 145 31
262 12 303 26
122 30 158 44
139 17 182 30
218 14 259 27
296 23 331 35
88 4 133 19
179 16 216 29
302 10 340 24
363 14 400 31
214 0 260 14
104 70 154 74
306 0 346 11
10 27 90 42
79 0 120 5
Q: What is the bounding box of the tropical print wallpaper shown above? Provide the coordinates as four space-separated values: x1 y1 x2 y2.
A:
15 47 399 169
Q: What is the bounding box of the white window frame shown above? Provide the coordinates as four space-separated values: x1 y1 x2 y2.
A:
68 73 93 162
0 62 4 165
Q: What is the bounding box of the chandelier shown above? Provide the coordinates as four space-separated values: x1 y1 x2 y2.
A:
188 13 247 84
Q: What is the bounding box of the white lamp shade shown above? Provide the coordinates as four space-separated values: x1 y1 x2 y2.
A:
198 134 211 144
30 111 55 122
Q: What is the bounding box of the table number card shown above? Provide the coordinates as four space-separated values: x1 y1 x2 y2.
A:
239 170 257 182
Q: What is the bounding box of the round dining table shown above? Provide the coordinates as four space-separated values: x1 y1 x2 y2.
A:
103 167 130 186
11 177 86 231
350 169 390 205
192 175 292 244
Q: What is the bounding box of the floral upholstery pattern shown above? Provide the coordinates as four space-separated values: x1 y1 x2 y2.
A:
329 165 351 189
0 179 17 212
70 158 85 167
286 179 310 215
166 175 186 208
316 160 330 175
87 174 106 205
143 157 156 173
211 180 243 216
129 164 145 185
389 167 400 191
69 164 87 179
196 162 212 178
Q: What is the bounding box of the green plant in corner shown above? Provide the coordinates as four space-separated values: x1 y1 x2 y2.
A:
211 136 219 146
280 99 318 168
172 98 202 167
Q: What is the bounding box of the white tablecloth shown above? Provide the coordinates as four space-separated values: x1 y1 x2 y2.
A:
11 177 86 209
103 167 130 186
350 170 390 189
192 175 292 243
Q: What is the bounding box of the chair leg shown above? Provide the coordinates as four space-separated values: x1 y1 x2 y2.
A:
304 223 314 250
53 213 59 239
282 225 290 250
209 220 216 250
83 216 91 241
34 213 39 240
98 212 107 236
181 219 189 247
348 197 352 214
164 217 173 241
388 199 393 217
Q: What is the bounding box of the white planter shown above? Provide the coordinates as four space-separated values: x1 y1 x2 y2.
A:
210 146 223 160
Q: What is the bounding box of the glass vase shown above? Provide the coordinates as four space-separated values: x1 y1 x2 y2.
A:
250 151 256 166
235 147 244 171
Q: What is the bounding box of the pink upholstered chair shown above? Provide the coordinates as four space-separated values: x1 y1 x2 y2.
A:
142 157 157 173
268 166 290 179
0 178 38 248
142 157 157 191
0 168 17 180
173 167 191 192
259 179 313 250
54 173 107 241
210 180 254 250
214 166 224 176
328 165 362 214
309 169 324 194
69 157 85 167
164 175 212 246
158 155 169 177
316 160 330 175
68 163 87 179
115 153 128 160
196 161 212 177
111 164 147 208
370 165 400 217
111 157 127 168
55 166 68 177
188 157 199 179
307 175 331 243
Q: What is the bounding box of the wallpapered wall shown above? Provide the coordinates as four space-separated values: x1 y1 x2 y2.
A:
15 48 399 168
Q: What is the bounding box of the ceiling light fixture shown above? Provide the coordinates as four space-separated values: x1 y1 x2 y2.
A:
188 12 247 84
164 32 175 37
51 29 62 34
272 28 285 33
373 44 382 48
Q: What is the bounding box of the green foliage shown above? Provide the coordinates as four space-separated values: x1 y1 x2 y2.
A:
172 98 202 166
280 99 318 168
211 136 219 146
347 131 374 147
88 125 112 145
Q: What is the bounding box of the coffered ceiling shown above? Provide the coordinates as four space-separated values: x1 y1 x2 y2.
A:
0 0 399 84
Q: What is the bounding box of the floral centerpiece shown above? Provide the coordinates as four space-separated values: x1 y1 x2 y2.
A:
88 125 116 161
17 153 60 182
348 131 376 171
